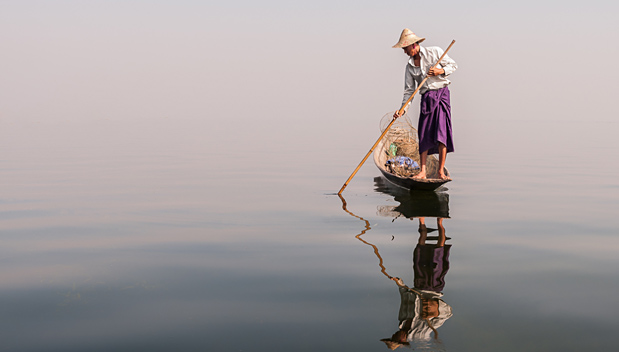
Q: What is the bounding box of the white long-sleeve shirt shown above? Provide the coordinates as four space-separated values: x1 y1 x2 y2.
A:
401 46 458 110
397 287 453 342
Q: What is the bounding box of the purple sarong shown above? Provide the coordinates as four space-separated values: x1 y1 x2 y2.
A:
418 86 454 155
413 244 451 293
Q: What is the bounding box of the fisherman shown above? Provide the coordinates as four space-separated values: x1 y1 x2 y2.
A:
392 29 457 181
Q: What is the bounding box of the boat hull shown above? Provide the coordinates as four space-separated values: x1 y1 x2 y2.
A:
373 138 450 191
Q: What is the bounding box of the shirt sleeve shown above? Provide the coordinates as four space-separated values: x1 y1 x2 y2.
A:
401 64 417 109
436 47 457 77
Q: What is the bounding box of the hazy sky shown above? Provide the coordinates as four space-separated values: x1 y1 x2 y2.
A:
1 1 618 158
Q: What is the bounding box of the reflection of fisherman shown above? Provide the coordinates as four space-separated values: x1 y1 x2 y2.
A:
381 217 453 350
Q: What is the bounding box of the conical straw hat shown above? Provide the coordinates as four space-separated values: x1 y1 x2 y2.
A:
392 28 425 48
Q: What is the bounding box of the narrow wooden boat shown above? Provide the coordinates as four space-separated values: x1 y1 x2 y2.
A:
372 116 451 191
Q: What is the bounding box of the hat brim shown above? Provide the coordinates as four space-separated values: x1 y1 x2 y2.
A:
392 37 425 49
380 338 410 350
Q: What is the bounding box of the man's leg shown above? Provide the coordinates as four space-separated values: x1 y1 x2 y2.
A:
437 143 450 180
414 151 428 179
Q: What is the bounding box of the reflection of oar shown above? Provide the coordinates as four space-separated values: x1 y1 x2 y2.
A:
338 195 387 277
338 194 420 295
338 194 371 234
337 40 456 195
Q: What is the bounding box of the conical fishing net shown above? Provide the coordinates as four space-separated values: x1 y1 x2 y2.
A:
378 112 442 179
379 113 420 177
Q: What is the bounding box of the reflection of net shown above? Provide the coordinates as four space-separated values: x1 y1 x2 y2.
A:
376 205 402 219
379 112 441 178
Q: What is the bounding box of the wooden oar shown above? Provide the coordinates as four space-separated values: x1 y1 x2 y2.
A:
337 40 456 195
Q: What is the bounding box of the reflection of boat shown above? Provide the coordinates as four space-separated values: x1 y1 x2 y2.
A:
374 177 449 219
373 114 451 191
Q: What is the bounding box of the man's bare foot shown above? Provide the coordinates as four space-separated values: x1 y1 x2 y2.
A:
413 172 427 180
437 173 451 181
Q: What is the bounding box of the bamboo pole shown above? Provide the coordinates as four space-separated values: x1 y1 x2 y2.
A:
337 40 455 195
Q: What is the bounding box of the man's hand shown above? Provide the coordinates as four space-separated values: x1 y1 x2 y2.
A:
393 105 407 118
427 67 445 76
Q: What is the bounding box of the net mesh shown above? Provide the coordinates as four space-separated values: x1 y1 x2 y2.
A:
378 112 442 179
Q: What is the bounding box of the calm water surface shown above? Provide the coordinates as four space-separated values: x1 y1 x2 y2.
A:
1 117 618 351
